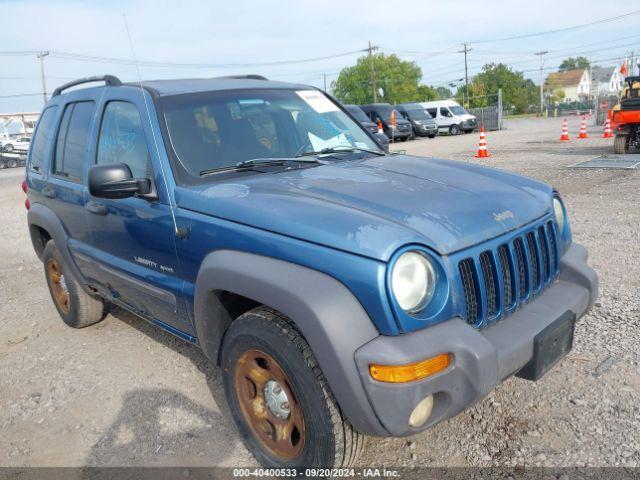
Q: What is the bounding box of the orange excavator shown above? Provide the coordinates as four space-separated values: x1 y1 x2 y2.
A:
611 76 640 154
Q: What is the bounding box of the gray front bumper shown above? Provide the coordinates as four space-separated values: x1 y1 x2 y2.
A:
354 243 597 436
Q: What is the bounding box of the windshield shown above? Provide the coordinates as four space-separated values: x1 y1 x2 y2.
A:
405 108 430 120
160 89 381 179
345 105 370 123
450 105 468 116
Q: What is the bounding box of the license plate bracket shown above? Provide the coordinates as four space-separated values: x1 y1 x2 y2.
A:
516 310 576 381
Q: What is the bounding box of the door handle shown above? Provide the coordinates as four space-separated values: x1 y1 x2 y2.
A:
41 187 56 199
86 201 107 216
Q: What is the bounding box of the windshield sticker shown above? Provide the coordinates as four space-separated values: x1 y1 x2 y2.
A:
296 90 339 113
308 132 350 152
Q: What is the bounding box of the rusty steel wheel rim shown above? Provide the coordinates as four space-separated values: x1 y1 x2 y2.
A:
235 349 305 460
47 259 70 314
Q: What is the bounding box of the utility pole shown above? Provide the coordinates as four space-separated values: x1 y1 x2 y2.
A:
535 51 548 117
459 43 471 107
367 41 379 103
37 51 49 104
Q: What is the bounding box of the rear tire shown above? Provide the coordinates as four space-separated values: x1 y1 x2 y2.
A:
221 307 365 468
3 144 14 153
7 158 17 168
43 240 106 328
614 134 629 154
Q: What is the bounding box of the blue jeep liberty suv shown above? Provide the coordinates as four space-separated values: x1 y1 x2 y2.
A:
25 75 598 468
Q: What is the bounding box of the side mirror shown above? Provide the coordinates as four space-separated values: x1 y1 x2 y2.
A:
373 132 390 153
88 163 151 199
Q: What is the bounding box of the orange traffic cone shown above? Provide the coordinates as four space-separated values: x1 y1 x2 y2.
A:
475 127 490 158
377 120 384 134
560 118 570 141
603 117 613 138
578 116 588 139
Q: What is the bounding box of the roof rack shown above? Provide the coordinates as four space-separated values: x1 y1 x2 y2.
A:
52 75 122 97
216 74 268 81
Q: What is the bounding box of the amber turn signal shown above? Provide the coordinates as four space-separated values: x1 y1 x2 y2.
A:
369 353 451 383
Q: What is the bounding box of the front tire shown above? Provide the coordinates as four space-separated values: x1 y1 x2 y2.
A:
614 134 629 154
221 307 364 468
3 144 14 153
43 240 106 328
449 124 460 135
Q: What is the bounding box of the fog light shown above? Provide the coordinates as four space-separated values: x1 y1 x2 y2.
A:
409 395 434 428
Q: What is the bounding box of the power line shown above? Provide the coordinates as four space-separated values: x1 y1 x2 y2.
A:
48 49 367 68
469 9 640 44
0 93 43 99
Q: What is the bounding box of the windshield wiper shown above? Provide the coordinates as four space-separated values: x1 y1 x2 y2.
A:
199 157 326 177
296 146 385 158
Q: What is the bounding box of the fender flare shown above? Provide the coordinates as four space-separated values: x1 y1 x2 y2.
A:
28 202 88 287
194 249 388 436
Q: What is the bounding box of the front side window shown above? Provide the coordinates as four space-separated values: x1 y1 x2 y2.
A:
29 106 59 172
160 89 381 180
440 107 453 118
96 101 152 179
53 101 95 182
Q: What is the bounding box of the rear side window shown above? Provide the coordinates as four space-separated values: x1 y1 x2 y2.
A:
426 108 437 117
96 101 151 179
53 101 95 182
29 106 59 172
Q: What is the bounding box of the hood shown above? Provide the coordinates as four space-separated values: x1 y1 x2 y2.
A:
459 113 476 121
175 155 553 261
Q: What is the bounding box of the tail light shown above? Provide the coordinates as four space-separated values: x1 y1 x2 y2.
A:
22 179 28 193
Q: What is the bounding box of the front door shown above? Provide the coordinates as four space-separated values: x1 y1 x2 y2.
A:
82 95 191 335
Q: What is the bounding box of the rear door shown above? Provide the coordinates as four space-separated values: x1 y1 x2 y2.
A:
81 91 190 335
46 100 96 261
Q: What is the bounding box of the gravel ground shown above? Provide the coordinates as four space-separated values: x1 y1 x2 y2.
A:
0 117 638 468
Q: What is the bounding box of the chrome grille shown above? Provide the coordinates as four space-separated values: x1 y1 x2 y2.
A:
458 220 561 328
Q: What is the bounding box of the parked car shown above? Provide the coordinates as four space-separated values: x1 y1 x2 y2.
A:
360 103 412 141
395 103 438 138
25 75 597 469
421 100 477 135
344 104 378 135
1 136 30 153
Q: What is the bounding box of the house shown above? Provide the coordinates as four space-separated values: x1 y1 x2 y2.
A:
545 69 590 102
591 66 624 95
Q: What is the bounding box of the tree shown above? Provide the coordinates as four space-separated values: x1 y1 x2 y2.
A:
558 56 590 72
434 86 453 99
332 53 425 104
455 63 537 113
545 77 565 104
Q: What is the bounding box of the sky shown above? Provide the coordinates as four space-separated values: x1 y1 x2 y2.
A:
1 0 639 113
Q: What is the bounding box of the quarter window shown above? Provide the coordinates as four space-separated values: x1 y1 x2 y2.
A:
29 106 59 172
53 101 95 182
96 101 152 179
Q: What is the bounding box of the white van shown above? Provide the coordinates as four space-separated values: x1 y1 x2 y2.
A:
420 100 477 135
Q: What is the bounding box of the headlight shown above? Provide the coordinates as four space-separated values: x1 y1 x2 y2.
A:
553 197 565 233
391 251 436 312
